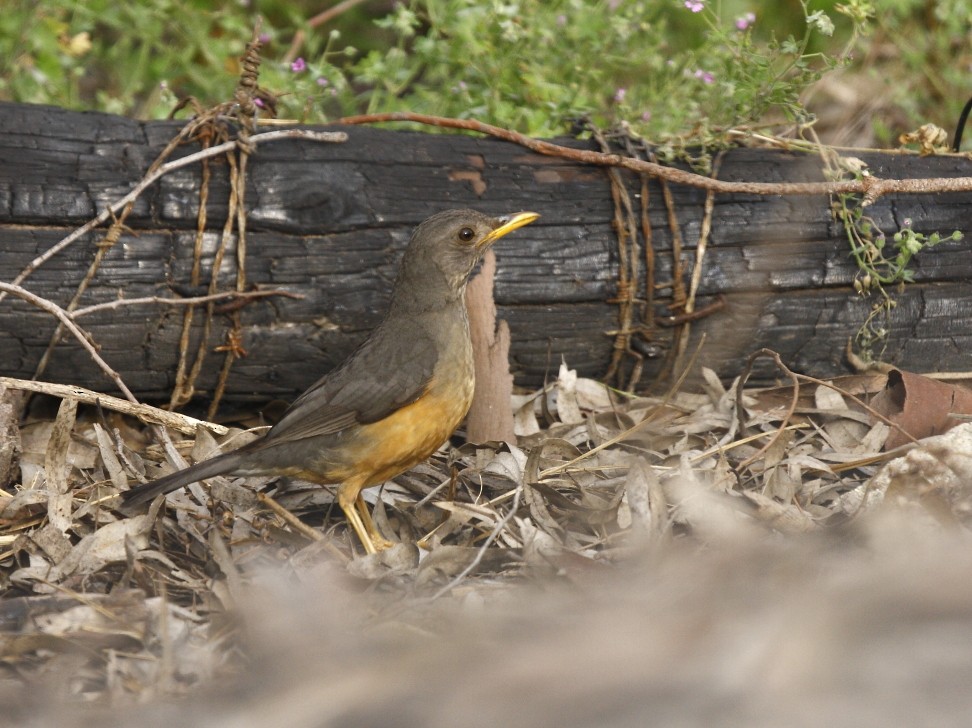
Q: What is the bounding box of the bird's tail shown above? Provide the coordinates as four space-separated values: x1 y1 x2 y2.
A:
119 450 244 513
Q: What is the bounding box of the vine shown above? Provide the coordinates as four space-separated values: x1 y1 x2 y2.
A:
824 151 963 364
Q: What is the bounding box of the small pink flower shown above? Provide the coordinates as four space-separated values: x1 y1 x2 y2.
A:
614 87 627 103
735 12 755 30
685 0 704 12
641 110 652 122
693 69 714 84
253 97 265 108
316 77 329 87
290 57 307 73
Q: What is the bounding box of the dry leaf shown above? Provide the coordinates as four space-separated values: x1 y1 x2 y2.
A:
873 369 972 450
50 516 152 581
555 362 584 424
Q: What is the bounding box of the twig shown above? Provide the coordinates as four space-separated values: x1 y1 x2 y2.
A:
337 112 972 201
673 152 723 372
0 283 138 403
734 349 801 470
170 132 217 410
0 128 346 300
72 289 303 318
732 349 920 471
595 127 641 388
209 77 258 418
431 480 523 600
0 376 229 435
795 371 919 449
257 492 324 543
685 153 722 319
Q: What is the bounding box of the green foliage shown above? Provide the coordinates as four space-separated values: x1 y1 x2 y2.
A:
844 203 961 290
312 0 866 150
0 0 966 150
829 157 964 361
2 0 865 148
0 0 254 116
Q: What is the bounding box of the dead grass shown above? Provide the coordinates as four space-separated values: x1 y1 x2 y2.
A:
5 358 972 708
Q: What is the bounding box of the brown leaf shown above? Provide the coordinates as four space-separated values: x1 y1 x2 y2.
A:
45 398 78 533
872 369 972 449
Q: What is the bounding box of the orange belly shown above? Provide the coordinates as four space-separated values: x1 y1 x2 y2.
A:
316 375 475 488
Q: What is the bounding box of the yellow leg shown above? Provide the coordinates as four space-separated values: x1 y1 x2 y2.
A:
355 494 395 551
337 481 394 553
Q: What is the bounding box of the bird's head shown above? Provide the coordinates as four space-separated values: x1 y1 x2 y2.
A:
394 209 539 307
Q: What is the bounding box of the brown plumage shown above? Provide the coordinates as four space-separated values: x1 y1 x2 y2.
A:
120 209 539 553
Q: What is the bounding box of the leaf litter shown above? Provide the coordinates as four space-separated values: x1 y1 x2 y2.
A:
3 362 972 710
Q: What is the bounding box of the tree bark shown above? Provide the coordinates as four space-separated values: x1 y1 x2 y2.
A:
0 102 970 404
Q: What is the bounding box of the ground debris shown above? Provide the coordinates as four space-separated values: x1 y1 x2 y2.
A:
1 364 969 708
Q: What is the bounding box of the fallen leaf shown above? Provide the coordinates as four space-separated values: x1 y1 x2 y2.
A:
873 369 972 449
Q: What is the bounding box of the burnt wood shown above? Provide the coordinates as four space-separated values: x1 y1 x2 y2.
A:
0 102 970 403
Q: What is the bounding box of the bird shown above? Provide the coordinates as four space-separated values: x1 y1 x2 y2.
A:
120 209 539 554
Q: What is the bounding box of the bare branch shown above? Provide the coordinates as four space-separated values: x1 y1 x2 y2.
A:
0 376 229 436
0 282 138 402
338 112 972 201
72 288 304 318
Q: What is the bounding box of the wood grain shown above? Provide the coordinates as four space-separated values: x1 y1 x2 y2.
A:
1 102 971 403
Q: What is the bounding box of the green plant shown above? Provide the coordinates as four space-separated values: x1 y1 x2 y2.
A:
5 1 970 151
828 154 963 361
313 0 870 151
1 1 871 150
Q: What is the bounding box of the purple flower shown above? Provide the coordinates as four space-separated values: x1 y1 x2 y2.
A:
693 69 714 84
641 110 652 122
614 87 627 103
685 0 704 12
316 76 329 87
290 57 307 73
735 12 755 30
258 33 271 44
253 97 265 108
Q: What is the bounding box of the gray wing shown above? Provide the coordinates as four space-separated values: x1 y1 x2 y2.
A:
258 321 437 444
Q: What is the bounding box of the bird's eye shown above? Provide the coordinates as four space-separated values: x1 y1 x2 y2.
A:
458 227 476 242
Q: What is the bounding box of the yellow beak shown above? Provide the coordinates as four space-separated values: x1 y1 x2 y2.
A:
479 211 540 248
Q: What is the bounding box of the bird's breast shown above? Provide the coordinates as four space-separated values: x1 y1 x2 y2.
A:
342 367 474 487
322 316 475 488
